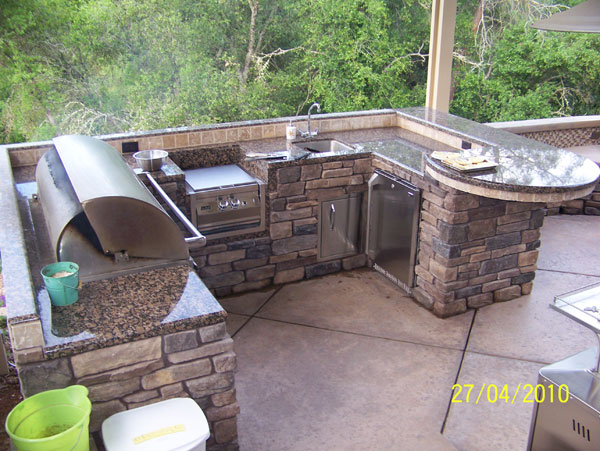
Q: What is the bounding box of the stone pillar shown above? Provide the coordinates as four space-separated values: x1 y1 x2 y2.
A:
414 182 544 317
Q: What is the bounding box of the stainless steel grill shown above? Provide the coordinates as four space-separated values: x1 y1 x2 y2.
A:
35 135 204 281
185 164 265 239
528 283 600 450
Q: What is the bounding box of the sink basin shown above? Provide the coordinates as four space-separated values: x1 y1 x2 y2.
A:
293 139 354 153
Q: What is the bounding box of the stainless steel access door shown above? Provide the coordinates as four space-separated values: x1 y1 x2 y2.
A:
367 170 421 288
319 194 361 260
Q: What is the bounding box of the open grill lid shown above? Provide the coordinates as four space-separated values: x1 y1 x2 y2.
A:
36 135 189 280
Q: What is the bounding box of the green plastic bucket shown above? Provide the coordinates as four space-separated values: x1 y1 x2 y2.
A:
40 262 80 306
5 385 92 451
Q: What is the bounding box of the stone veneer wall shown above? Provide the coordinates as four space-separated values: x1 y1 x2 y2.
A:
545 186 600 216
373 157 543 317
518 128 600 216
16 322 239 451
191 157 372 296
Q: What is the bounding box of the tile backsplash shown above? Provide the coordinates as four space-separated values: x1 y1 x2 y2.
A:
6 111 397 168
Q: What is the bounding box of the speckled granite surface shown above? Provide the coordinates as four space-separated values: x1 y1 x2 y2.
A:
240 112 600 196
0 147 38 323
397 107 556 149
395 108 600 193
425 146 600 193
240 132 374 164
38 264 226 358
239 127 446 171
356 139 428 175
167 144 242 170
2 143 226 360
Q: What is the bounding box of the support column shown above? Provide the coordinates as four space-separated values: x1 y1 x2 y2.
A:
426 0 457 112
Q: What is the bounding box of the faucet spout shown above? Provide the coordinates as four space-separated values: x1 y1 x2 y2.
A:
299 102 321 138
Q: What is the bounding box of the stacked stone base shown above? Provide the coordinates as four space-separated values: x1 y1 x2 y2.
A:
415 187 543 317
517 127 600 216
546 180 600 216
372 156 543 318
16 322 239 450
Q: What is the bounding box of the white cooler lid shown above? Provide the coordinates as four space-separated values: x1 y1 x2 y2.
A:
102 398 210 451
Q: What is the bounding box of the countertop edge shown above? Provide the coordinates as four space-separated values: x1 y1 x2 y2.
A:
396 107 557 150
42 311 228 360
425 162 598 202
0 146 39 322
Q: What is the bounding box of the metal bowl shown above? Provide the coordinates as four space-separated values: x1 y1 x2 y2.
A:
133 150 168 172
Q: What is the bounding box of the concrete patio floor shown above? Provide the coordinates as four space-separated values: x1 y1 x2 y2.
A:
218 215 600 450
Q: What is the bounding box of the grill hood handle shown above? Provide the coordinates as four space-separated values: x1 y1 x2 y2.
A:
145 172 206 248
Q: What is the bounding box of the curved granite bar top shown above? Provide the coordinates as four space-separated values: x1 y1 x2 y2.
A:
424 146 600 202
38 264 226 358
397 107 600 202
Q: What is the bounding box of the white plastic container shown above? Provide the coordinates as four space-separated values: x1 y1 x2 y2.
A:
102 398 210 451
286 121 297 140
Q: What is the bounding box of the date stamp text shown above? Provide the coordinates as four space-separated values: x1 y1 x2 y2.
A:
451 383 569 404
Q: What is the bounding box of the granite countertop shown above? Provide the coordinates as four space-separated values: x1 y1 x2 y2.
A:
397 107 551 148
239 127 452 173
131 109 600 198
38 264 226 358
424 146 600 194
240 131 375 165
396 108 600 197
5 107 600 360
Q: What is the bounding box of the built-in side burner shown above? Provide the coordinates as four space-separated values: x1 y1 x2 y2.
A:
185 164 265 238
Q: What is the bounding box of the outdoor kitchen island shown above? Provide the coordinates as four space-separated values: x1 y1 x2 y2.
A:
1 108 599 450
230 107 600 316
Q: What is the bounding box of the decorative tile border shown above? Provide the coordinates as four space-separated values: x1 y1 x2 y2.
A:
6 110 398 168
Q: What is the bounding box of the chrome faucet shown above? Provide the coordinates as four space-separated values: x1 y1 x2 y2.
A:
299 102 321 138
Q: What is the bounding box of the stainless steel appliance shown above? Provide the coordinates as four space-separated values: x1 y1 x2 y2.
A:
528 283 600 450
318 193 361 260
35 135 204 282
367 170 421 291
185 164 265 239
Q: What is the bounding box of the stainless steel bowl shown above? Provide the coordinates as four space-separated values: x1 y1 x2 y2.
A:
133 150 168 172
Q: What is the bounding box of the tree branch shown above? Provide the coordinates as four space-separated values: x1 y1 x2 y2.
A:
241 0 258 84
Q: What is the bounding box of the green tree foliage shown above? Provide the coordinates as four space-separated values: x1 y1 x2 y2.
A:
295 0 429 111
0 0 433 142
1 0 599 143
451 0 600 122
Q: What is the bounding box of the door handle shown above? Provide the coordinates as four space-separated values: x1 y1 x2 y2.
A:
330 204 336 230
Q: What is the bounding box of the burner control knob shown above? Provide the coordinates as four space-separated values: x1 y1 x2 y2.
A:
230 197 241 209
218 198 229 210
